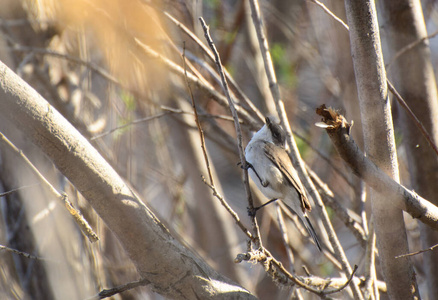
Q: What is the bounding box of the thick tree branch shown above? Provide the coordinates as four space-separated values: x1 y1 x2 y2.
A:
316 105 438 229
0 60 255 299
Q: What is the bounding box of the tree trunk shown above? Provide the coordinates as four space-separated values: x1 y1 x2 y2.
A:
344 0 420 298
378 0 438 298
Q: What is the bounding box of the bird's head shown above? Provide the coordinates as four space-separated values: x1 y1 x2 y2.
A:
252 117 286 147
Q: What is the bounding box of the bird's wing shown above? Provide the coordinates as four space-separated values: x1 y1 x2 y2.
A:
263 142 311 212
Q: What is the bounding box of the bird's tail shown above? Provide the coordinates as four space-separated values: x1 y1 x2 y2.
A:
304 215 322 252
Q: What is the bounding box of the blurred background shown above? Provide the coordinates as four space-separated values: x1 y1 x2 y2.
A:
0 0 437 299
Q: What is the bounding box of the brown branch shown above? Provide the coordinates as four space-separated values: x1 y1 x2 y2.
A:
276 203 296 273
324 265 359 295
363 218 377 299
316 105 438 229
90 106 237 141
181 44 256 242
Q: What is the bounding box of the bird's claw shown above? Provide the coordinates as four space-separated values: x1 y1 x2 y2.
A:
239 161 253 171
247 206 259 217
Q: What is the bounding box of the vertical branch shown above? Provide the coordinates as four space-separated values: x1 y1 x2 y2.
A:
344 0 419 298
198 17 262 249
182 43 214 186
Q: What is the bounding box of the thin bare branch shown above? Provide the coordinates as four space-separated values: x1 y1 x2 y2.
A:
324 265 359 295
0 183 40 197
202 176 253 240
386 29 438 70
134 38 259 130
182 42 215 190
308 167 367 247
12 45 118 84
96 278 150 299
163 11 264 124
199 17 263 249
395 243 438 259
0 245 50 262
0 132 99 243
308 0 349 30
387 80 438 157
363 219 377 300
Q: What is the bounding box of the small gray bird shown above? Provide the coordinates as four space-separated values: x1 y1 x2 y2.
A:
245 117 321 251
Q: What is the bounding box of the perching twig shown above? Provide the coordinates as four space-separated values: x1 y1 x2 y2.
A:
202 177 253 240
199 17 263 249
181 41 254 240
0 132 99 243
324 265 359 295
